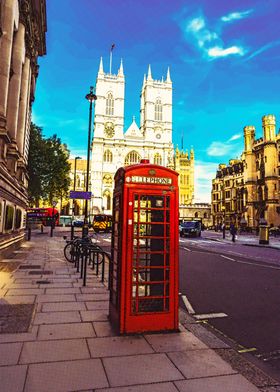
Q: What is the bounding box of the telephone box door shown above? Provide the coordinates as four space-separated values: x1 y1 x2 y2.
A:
122 189 178 333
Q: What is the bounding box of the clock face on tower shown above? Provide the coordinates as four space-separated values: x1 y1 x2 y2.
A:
104 122 115 138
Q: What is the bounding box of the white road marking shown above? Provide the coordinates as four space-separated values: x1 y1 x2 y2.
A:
103 238 111 242
220 255 235 261
183 247 191 252
194 313 228 320
181 295 195 314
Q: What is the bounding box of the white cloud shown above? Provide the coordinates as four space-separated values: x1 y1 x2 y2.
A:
187 17 205 32
194 161 218 203
181 13 247 60
228 134 242 142
208 45 246 58
207 141 235 157
221 9 253 23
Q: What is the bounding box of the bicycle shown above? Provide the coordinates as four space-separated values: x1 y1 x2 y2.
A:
63 233 99 263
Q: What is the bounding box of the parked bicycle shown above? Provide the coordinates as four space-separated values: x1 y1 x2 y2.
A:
63 234 97 263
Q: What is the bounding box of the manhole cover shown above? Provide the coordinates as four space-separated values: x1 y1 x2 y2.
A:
0 262 21 273
19 265 42 270
0 304 35 333
28 270 53 275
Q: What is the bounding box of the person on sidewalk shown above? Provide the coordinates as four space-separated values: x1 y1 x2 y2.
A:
222 223 226 239
230 222 237 242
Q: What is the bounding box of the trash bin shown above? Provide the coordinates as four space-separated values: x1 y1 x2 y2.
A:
259 225 269 244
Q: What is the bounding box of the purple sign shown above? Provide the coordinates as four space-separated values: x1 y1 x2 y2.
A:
69 191 92 200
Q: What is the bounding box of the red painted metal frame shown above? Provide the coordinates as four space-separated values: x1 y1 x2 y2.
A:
109 162 179 334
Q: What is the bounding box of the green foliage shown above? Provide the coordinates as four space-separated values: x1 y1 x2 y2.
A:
27 123 71 206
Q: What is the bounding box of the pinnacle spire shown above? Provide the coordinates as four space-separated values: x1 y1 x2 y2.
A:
166 66 171 82
118 58 124 76
147 64 152 80
98 57 104 74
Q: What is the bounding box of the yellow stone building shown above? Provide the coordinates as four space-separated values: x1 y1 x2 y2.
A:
211 115 280 229
174 147 194 205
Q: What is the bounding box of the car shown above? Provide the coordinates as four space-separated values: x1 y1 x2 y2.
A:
269 226 280 236
72 219 84 227
180 221 201 237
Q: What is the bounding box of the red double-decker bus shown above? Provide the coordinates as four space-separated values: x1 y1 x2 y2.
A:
26 207 59 226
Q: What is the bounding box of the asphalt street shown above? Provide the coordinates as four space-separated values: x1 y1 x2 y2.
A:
178 235 280 380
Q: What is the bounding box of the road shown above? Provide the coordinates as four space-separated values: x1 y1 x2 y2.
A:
179 234 280 378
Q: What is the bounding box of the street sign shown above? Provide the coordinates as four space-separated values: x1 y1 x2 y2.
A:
69 190 92 200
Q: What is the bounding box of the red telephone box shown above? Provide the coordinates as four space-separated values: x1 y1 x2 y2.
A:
109 160 179 334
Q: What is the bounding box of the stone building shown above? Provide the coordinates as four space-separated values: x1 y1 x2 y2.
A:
90 58 194 214
179 203 212 228
0 0 47 255
211 115 280 229
174 146 194 205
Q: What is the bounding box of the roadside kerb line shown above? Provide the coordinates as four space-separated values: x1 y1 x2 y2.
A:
181 294 195 314
220 255 235 261
194 313 228 320
238 347 257 354
183 247 191 252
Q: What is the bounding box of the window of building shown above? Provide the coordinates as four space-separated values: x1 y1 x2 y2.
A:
106 93 114 116
124 151 141 166
4 205 14 231
225 191 230 198
204 212 208 218
155 98 162 121
15 209 22 229
104 149 113 163
194 212 199 218
154 153 162 165
103 190 111 210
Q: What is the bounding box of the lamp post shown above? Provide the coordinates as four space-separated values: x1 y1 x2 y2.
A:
83 86 97 237
71 156 81 240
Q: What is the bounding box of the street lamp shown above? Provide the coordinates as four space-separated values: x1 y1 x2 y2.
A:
83 86 97 237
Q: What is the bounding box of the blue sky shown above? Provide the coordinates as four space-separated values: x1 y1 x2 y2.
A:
33 0 280 202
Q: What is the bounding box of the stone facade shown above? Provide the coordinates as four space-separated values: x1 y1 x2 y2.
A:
90 59 194 214
174 147 194 205
0 0 47 254
179 203 212 228
211 115 280 229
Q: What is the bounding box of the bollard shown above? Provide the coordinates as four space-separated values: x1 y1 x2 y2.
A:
71 225 74 240
27 227 31 241
41 224 44 234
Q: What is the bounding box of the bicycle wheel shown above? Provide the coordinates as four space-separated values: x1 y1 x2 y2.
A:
64 242 76 263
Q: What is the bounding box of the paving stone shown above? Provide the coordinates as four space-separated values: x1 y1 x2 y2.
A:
174 374 260 392
76 293 109 301
35 294 76 303
0 365 27 392
168 349 236 379
80 286 107 293
41 301 86 312
93 321 118 337
34 311 81 325
88 335 154 358
0 342 22 365
85 300 108 310
20 338 90 363
25 359 108 392
103 353 184 387
80 310 108 322
95 382 179 392
7 288 45 296
45 287 80 294
39 282 72 288
145 331 208 352
38 322 95 340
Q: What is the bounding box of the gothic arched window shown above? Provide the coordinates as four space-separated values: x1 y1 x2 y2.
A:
154 153 162 165
103 190 111 210
124 151 141 166
106 93 114 116
155 98 162 121
104 150 113 163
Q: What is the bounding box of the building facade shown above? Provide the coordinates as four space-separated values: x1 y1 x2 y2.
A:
179 203 212 228
0 0 47 255
90 58 194 214
211 115 280 229
174 146 194 205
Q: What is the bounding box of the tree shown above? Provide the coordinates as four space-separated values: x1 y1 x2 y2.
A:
27 123 71 206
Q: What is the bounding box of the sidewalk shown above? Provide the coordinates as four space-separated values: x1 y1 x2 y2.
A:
203 230 280 250
0 232 277 392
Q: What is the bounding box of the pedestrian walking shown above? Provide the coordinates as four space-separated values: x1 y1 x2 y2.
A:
230 223 236 242
222 223 226 239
